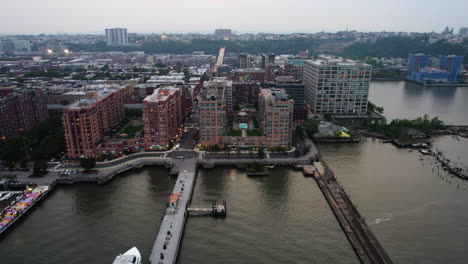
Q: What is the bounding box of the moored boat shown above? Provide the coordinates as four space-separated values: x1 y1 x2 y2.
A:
112 247 141 264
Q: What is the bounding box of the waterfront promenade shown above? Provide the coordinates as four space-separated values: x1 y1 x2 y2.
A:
3 138 393 264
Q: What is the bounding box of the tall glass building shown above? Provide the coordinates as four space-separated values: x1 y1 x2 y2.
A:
439 55 464 81
407 53 429 76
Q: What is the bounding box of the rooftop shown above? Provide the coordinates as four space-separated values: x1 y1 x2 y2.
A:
66 84 126 109
306 55 370 67
144 87 180 103
260 88 292 104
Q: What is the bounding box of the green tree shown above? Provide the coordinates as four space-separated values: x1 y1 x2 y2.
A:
80 158 96 170
304 119 319 138
324 114 332 121
20 160 28 170
295 125 305 139
100 64 109 71
257 148 265 159
0 66 10 74
211 144 221 152
200 74 209 82
33 160 48 175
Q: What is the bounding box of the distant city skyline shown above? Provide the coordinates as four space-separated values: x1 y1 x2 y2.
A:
1 0 467 35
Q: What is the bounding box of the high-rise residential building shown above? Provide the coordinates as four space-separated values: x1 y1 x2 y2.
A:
105 28 128 46
214 28 232 38
62 85 132 158
143 87 183 150
304 57 371 115
459 27 468 36
439 55 464 81
198 85 226 146
0 89 49 141
407 54 429 76
233 68 265 82
258 88 294 149
238 53 252 69
268 76 307 122
233 82 259 106
204 78 233 111
285 59 305 81
261 54 276 68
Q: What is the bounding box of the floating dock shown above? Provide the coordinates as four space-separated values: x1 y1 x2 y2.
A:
187 200 227 216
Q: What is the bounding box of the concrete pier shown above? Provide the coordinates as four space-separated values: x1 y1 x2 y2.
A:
148 159 198 264
312 161 393 264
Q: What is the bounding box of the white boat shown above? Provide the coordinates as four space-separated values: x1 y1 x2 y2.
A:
0 193 14 201
419 149 430 155
112 247 141 264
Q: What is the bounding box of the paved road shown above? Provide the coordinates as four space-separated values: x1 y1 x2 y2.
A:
178 128 197 150
167 150 199 159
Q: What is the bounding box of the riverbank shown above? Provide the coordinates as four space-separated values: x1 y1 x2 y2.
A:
403 78 468 87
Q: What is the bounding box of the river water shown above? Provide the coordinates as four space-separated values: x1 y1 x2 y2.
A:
370 80 468 125
0 81 468 263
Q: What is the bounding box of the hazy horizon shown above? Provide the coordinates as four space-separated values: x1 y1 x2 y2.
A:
1 0 467 35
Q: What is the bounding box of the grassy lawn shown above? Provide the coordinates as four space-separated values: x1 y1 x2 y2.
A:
112 120 143 139
242 105 257 109
247 129 261 136
228 129 242 137
120 124 143 138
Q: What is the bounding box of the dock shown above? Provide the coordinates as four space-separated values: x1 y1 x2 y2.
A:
187 200 227 216
0 185 53 235
148 159 198 264
311 161 393 264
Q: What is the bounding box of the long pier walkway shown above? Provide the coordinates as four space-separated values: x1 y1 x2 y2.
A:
148 158 198 264
311 161 393 264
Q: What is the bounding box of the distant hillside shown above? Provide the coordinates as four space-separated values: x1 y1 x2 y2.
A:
341 36 468 63
67 38 350 55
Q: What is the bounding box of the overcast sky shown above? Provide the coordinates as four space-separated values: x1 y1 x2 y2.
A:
1 0 467 34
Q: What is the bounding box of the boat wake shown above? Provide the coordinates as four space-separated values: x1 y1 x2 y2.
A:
367 213 392 225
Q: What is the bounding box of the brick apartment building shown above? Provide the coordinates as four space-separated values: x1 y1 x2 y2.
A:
258 88 294 149
62 85 132 158
198 85 226 146
0 88 49 141
143 87 183 150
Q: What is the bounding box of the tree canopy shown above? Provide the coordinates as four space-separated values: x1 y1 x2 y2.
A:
80 158 96 170
304 119 319 138
342 36 468 63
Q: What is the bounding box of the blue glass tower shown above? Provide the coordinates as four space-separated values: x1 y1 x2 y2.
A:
439 55 464 81
407 54 429 76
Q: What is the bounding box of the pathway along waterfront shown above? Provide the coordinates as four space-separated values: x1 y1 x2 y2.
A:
1 145 392 264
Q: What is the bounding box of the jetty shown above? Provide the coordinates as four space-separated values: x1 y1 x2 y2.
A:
308 161 393 264
148 158 198 264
